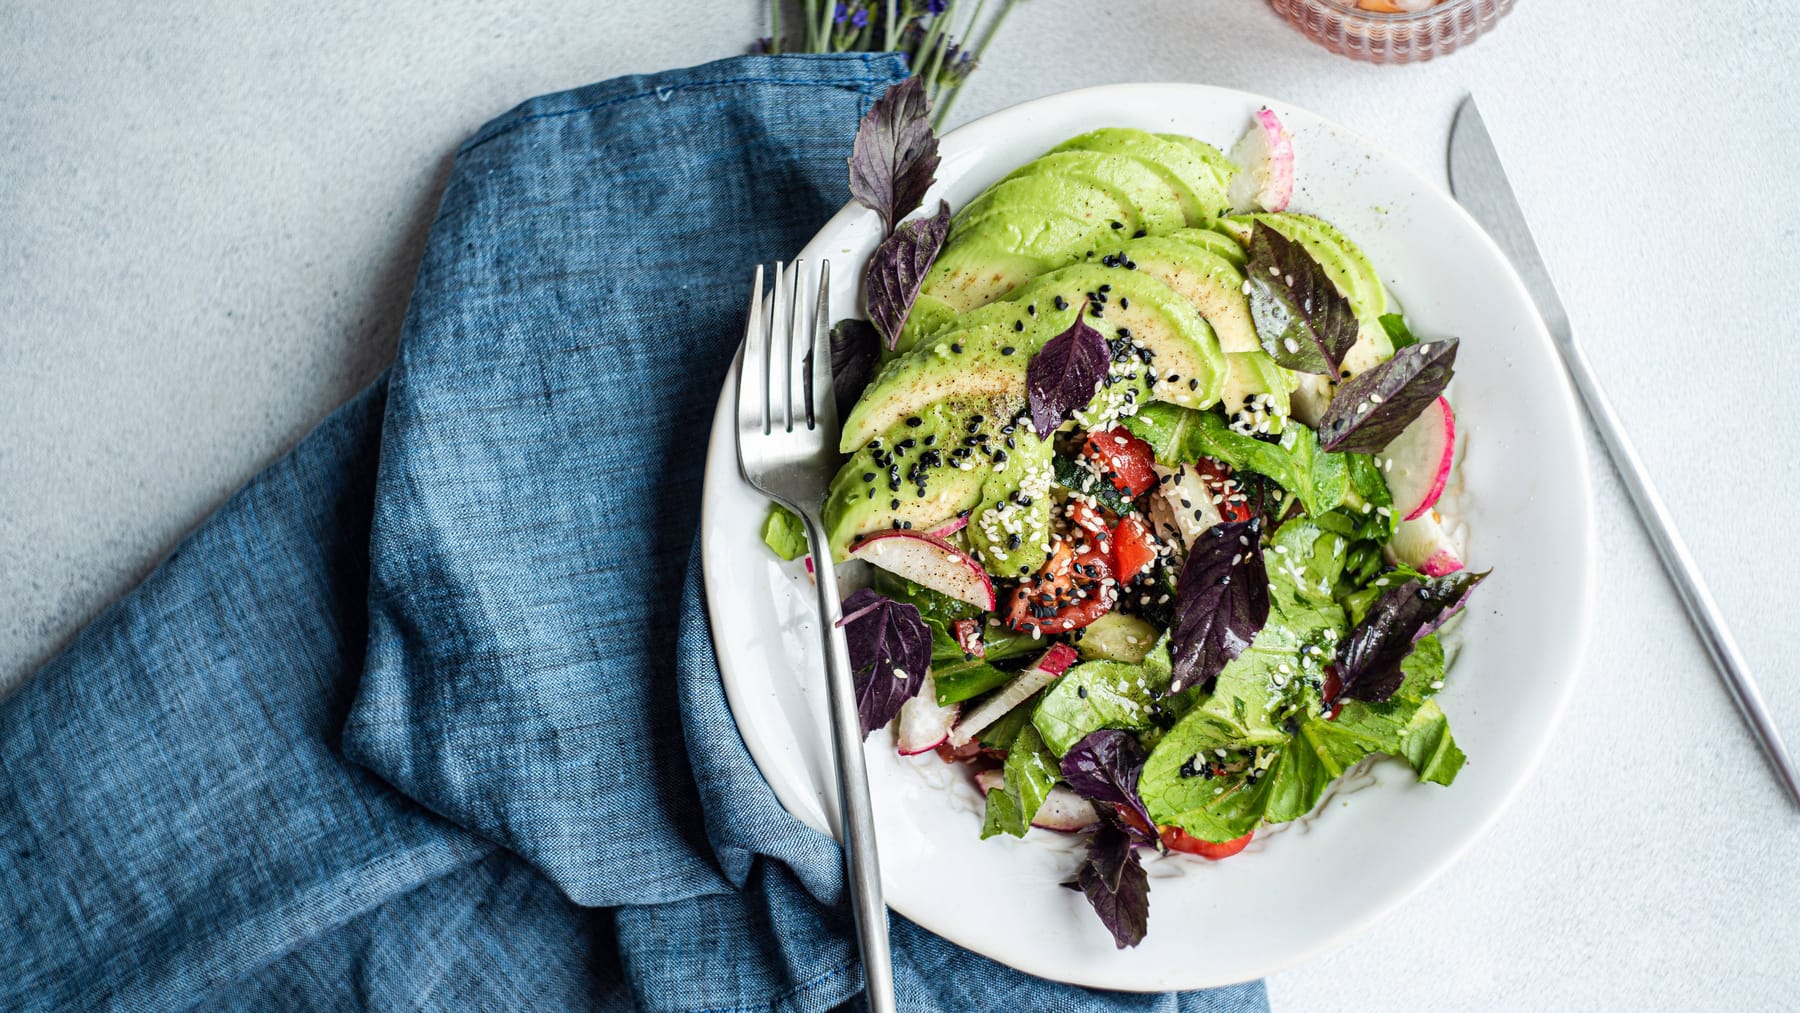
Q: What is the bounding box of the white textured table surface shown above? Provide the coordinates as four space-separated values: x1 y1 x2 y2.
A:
4 1 1797 1008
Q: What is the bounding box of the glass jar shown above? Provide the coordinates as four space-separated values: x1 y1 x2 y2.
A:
1270 0 1517 64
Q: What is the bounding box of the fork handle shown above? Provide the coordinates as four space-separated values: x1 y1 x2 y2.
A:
802 513 896 1013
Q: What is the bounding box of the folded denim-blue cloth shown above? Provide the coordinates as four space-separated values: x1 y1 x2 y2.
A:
0 54 1268 1013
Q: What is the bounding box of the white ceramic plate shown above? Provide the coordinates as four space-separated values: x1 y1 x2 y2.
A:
700 84 1595 991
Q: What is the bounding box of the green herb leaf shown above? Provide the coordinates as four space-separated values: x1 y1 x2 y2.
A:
760 504 808 561
981 721 1060 838
1379 312 1420 350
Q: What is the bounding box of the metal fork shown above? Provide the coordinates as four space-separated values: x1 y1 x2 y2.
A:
735 260 895 1013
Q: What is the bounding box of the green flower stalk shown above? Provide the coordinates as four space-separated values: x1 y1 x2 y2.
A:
758 0 1021 128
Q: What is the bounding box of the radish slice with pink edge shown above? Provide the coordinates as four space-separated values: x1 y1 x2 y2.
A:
948 643 1078 748
924 514 970 539
896 672 959 755
1227 108 1295 213
1380 396 1455 521
1385 510 1464 577
848 530 996 610
973 771 1101 832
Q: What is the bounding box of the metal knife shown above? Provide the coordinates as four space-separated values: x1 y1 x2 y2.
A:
1449 95 1800 809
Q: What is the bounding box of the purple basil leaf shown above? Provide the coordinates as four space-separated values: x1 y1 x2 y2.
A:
1246 221 1360 377
1169 519 1271 694
1026 312 1109 438
1317 338 1459 454
829 318 881 410
1333 569 1489 705
1073 818 1149 949
840 587 932 738
1060 730 1155 837
865 200 952 350
847 76 939 236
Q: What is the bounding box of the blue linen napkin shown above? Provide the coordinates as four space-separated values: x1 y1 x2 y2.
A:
0 53 1268 1013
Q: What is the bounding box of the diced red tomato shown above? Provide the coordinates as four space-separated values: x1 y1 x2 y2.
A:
1322 665 1343 720
1193 457 1255 522
951 618 985 659
1004 540 1116 635
1084 428 1158 498
1112 514 1158 585
1160 826 1254 860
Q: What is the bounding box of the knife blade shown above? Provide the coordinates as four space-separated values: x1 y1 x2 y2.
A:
1449 95 1800 809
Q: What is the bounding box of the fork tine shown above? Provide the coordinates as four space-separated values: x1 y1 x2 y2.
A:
808 260 833 432
736 264 766 445
764 262 785 437
783 261 802 433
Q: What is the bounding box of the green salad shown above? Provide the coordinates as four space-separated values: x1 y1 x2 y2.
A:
760 79 1486 948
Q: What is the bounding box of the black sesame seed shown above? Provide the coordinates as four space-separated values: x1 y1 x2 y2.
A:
1119 296 1129 309
905 416 922 428
1027 304 1036 316
890 499 900 509
1109 220 1123 230
950 343 963 354
1078 685 1089 699
1053 295 1068 311
923 434 936 446
1001 346 1016 356
1132 229 1146 238
862 472 875 482
1013 320 1024 332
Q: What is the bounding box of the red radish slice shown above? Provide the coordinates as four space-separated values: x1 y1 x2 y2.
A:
1151 463 1223 549
1032 787 1101 832
1227 108 1295 213
972 772 1101 832
1381 396 1455 521
896 672 960 755
925 514 969 539
848 530 996 610
1386 510 1464 576
948 643 1078 747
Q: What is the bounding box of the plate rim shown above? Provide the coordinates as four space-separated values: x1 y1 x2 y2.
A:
701 80 1597 990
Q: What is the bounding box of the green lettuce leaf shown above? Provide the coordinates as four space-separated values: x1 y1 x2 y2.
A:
982 721 1060 838
1122 405 1359 519
1033 642 1174 756
761 504 808 561
1140 548 1346 840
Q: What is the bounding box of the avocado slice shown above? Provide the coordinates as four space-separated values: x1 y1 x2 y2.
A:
1004 262 1227 415
822 399 1058 575
822 402 993 561
840 303 1060 452
1155 132 1241 205
1220 212 1395 377
844 258 1230 451
1051 128 1232 225
890 291 960 356
1220 351 1294 434
998 150 1186 236
1091 232 1259 354
966 431 1057 577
